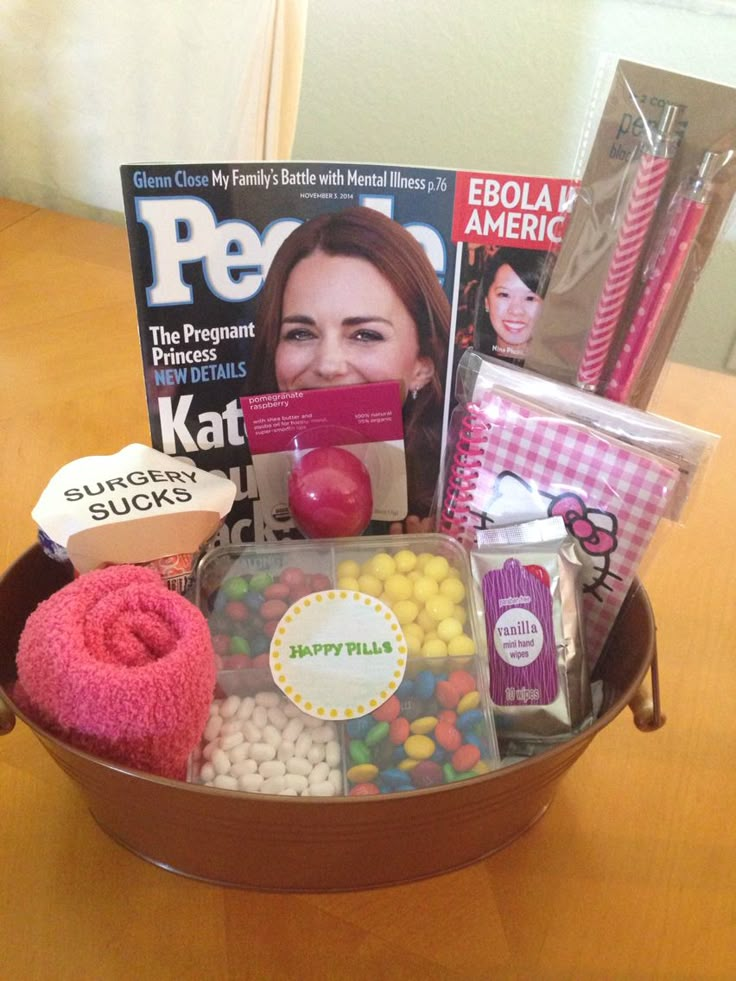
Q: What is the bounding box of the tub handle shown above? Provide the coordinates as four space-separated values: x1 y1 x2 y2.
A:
628 649 665 732
0 695 16 735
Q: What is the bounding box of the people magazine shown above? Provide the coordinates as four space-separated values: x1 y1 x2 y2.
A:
121 161 575 544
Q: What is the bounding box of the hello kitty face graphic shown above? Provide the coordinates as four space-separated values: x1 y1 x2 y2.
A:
474 471 621 600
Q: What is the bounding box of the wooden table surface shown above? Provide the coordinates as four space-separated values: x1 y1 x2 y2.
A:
1 198 734 980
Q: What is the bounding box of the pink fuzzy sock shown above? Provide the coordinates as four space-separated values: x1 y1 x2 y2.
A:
15 564 216 779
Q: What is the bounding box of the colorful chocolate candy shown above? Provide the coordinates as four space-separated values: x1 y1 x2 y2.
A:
344 665 493 794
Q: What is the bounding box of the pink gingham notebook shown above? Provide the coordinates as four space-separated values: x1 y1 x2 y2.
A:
440 389 681 662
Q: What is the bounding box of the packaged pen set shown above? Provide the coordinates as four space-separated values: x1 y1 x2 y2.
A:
525 58 736 408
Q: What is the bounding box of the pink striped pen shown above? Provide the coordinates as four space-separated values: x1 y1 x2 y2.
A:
576 103 681 392
605 150 719 403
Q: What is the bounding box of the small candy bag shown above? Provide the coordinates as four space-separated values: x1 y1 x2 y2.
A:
471 516 593 754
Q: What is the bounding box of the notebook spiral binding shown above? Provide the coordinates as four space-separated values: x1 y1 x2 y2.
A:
438 403 489 547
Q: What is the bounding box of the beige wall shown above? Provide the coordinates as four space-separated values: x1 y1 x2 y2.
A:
292 0 736 374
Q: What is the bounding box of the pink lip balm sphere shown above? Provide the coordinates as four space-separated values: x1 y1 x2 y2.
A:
288 446 373 538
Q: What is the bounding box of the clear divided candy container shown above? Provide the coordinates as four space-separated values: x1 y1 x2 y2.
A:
191 534 500 797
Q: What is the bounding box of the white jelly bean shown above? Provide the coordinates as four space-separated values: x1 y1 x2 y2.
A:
267 706 288 729
199 762 215 783
252 705 268 729
227 742 249 764
204 714 223 742
309 761 330 784
208 702 219 716
220 720 241 736
238 773 264 793
213 774 239 791
249 742 277 763
221 732 244 751
259 760 286 779
212 748 231 775
220 695 241 719
325 740 341 769
328 768 343 794
277 740 295 763
307 744 325 765
202 741 218 761
309 780 336 797
310 724 335 744
255 691 281 708
294 733 312 757
285 756 312 777
230 759 258 778
261 775 286 795
284 773 309 794
242 721 262 743
282 717 305 743
262 724 282 748
279 788 299 796
235 696 255 720
282 702 301 718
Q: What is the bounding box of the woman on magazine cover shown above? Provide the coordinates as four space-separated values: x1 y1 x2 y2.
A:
473 246 554 365
244 206 451 532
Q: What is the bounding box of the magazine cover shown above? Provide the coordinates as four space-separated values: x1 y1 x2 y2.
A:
121 162 575 544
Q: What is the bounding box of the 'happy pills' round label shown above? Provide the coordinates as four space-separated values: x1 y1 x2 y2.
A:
269 590 407 720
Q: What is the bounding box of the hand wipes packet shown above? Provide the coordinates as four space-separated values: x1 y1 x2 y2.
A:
471 516 593 754
32 443 237 591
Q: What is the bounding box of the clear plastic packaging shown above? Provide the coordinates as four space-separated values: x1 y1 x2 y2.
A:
526 57 736 407
437 349 717 663
189 534 501 796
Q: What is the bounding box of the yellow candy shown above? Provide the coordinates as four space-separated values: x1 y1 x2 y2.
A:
397 758 419 772
457 690 481 713
421 637 448 658
383 573 414 602
424 594 456 622
404 734 436 760
415 552 434 570
447 633 475 656
424 555 450 582
357 574 383 597
416 608 437 633
337 559 360 579
410 716 438 734
337 576 360 590
347 763 379 783
392 599 419 625
472 760 491 775
436 616 463 643
393 549 418 573
404 622 425 655
413 575 439 604
452 604 468 626
366 552 396 580
439 577 466 603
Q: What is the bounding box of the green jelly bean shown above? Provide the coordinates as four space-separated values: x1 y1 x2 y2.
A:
249 572 274 591
365 721 390 747
228 635 251 656
223 576 249 600
442 762 476 783
349 740 372 765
